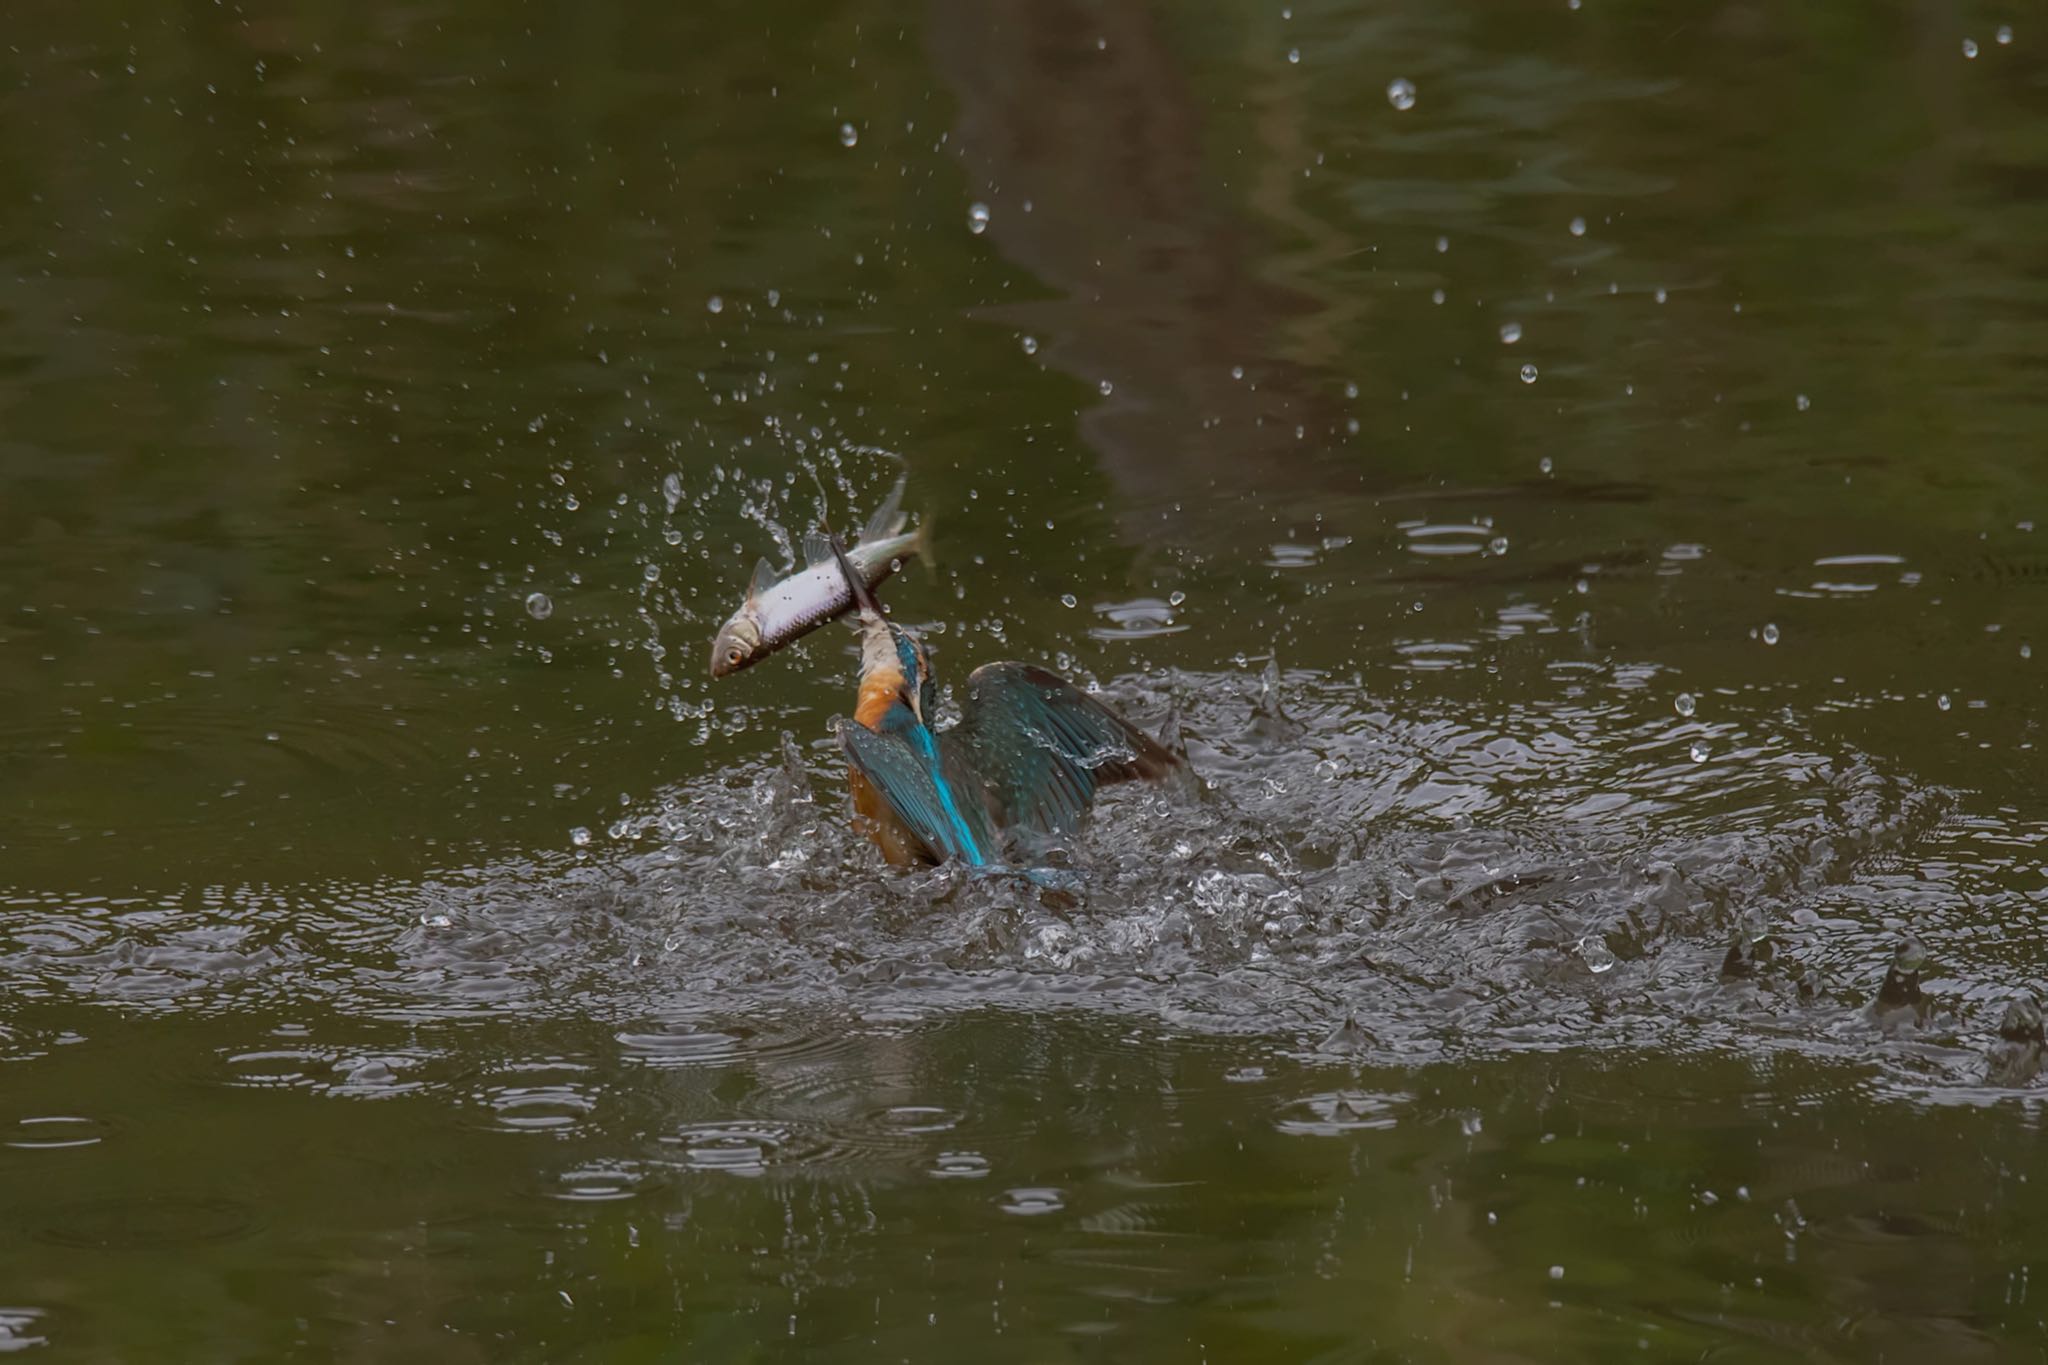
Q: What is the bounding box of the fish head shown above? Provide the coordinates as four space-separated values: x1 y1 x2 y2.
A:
709 607 766 678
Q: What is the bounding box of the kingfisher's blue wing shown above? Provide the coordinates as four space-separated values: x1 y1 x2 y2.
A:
952 663 1181 839
839 719 1000 867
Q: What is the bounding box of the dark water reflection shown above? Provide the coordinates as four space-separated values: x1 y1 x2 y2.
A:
3 0 2047 1358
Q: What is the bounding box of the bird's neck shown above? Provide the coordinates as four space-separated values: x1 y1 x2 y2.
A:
855 664 911 732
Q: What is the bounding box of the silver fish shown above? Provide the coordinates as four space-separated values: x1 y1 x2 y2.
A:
709 476 925 678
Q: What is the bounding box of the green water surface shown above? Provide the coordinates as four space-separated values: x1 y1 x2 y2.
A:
3 1 2047 1359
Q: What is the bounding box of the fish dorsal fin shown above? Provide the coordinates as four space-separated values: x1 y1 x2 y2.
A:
860 474 908 543
748 557 778 599
801 530 834 567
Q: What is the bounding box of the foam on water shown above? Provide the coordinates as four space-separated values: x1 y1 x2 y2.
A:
2 667 2028 1099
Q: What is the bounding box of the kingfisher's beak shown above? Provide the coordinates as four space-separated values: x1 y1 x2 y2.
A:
827 533 882 620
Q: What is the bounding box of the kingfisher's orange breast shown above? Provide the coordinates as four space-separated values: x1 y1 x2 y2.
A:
847 767 926 866
848 662 925 864
853 666 905 732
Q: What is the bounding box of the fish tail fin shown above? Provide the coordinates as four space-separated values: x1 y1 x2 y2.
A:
912 506 936 579
861 475 908 543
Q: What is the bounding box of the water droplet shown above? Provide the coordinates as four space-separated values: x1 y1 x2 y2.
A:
1690 740 1709 763
1654 287 1668 304
967 202 991 235
838 122 858 147
1231 365 1245 380
1431 289 1446 305
1344 381 1359 399
642 563 661 583
1489 536 1510 555
525 592 554 620
1796 393 1811 412
1761 622 1780 645
1579 938 1617 974
1386 78 1417 111
1675 692 1696 718
1435 235 1449 254
1569 216 1587 237
1996 24 2013 44
706 295 723 314
563 494 579 511
1963 36 1979 57
1287 47 1301 64
569 826 592 847
1060 593 1077 609
1168 590 1186 607
1538 456 1554 475
1500 321 1523 344
1098 379 1114 396
1020 335 1038 355
1519 363 1539 384
264 731 280 743
1937 693 1952 711
1549 1265 1565 1281
2022 643 2033 660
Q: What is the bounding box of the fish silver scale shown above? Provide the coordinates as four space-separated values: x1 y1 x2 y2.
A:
756 538 911 640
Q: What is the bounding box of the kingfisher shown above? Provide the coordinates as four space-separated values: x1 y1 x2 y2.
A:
824 536 1182 869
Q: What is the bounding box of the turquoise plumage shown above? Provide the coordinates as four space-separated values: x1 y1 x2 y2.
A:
826 538 1180 869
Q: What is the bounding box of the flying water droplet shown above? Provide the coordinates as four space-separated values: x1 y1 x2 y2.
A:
1020 335 1038 355
1098 379 1114 396
1489 536 1510 555
1796 393 1811 412
1675 692 1697 718
706 295 723 314
1579 938 1617 974
1435 235 1449 254
1500 321 1523 344
569 826 592 847
1996 24 2013 44
1654 287 1668 304
967 202 991 235
1060 593 1077 609
1538 456 1554 475
1937 693 1952 711
838 122 858 147
1287 48 1301 64
1762 622 1780 645
525 592 554 620
1569 216 1587 237
1963 36 1979 57
1519 363 1539 384
1386 78 1417 111
1689 740 1709 763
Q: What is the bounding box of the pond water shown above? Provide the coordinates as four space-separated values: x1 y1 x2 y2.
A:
3 1 2046 1358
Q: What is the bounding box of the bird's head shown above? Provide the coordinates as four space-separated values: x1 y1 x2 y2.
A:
829 532 935 725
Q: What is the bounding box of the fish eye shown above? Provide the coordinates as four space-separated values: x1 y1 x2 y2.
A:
726 645 744 664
